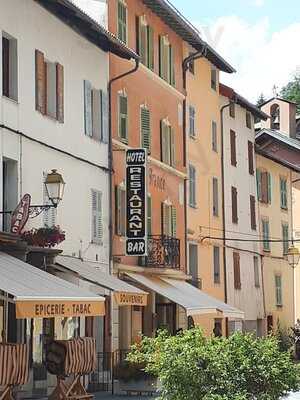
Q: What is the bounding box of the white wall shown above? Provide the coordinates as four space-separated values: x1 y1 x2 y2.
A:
0 0 109 264
221 96 265 330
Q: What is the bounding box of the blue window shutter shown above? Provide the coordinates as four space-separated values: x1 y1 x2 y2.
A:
84 80 92 137
92 89 102 141
102 90 109 144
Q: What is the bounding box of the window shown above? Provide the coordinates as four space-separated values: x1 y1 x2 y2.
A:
250 195 256 230
229 102 235 118
159 35 175 86
136 16 154 70
212 177 219 217
2 33 18 101
118 93 128 142
275 275 282 307
211 66 217 90
262 219 270 251
189 243 198 283
189 106 196 137
162 203 177 237
213 246 220 284
140 106 151 152
280 178 288 209
231 186 238 224
35 50 64 122
230 130 237 166
248 141 254 175
84 81 108 142
117 1 127 44
254 256 260 288
91 189 103 244
147 194 152 236
115 185 126 236
161 120 175 167
246 111 252 129
282 223 289 255
270 104 280 130
233 252 241 290
256 170 272 204
212 121 217 152
189 165 196 207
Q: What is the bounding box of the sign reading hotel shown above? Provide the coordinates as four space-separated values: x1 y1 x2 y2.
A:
10 194 31 234
126 148 147 256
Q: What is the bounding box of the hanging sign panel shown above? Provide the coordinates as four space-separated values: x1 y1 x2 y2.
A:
126 149 147 256
10 194 31 234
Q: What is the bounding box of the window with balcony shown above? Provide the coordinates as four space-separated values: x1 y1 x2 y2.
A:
161 202 177 238
2 33 18 101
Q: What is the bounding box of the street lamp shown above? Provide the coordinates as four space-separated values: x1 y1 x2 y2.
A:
44 169 66 207
287 245 300 269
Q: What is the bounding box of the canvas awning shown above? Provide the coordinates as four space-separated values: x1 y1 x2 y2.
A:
0 252 105 319
56 256 148 307
126 272 244 319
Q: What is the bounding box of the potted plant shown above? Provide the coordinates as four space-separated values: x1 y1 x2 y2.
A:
21 226 65 248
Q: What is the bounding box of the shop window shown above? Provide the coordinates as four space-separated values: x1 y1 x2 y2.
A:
2 33 18 101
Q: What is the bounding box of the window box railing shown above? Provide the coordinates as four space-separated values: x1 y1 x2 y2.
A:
139 235 180 269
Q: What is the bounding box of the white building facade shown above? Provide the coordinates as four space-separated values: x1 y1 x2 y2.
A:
220 84 267 335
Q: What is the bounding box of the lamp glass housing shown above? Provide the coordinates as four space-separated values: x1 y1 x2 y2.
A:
44 169 65 207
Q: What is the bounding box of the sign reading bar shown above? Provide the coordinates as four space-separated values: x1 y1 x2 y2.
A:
126 149 147 256
114 292 148 307
10 194 31 235
15 300 105 319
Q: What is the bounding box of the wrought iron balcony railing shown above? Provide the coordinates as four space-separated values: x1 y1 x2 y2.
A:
139 235 180 269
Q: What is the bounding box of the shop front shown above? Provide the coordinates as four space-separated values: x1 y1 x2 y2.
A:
0 251 105 398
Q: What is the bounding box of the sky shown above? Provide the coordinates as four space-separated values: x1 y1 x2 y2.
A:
72 0 300 103
171 0 300 102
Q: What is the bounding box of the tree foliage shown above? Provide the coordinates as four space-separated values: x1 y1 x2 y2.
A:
280 74 300 112
257 93 267 107
128 329 300 400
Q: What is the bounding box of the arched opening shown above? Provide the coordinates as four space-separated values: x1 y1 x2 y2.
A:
270 103 280 130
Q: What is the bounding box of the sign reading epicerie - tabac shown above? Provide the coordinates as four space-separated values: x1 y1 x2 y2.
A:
126 149 147 256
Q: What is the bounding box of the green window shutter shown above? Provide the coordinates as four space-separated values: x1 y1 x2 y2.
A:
171 206 177 238
169 45 175 86
84 80 92 137
262 220 270 251
115 186 125 236
280 178 287 209
147 195 152 236
189 165 196 207
119 94 128 142
147 26 154 70
282 224 289 255
170 127 175 167
139 18 147 65
275 275 282 306
118 1 127 43
161 120 170 164
141 107 151 152
159 36 164 78
256 169 262 201
161 202 168 236
267 172 272 204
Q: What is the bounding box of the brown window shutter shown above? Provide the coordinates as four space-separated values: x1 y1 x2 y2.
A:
230 130 237 166
2 37 10 97
248 141 254 175
56 63 64 123
233 252 241 289
261 172 268 203
250 195 256 230
231 186 238 224
35 49 46 114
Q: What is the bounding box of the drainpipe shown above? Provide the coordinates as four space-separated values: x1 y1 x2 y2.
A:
108 58 140 274
182 45 207 274
220 100 234 336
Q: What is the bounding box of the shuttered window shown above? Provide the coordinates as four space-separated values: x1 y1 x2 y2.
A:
250 195 256 230
282 223 289 255
212 177 219 217
117 1 127 44
248 141 254 175
147 195 152 236
115 185 126 236
262 219 270 251
189 165 196 207
213 246 220 284
233 252 241 290
91 189 103 244
246 111 252 129
189 243 198 281
189 106 196 137
257 169 272 204
280 178 288 209
254 256 260 288
136 17 154 70
229 102 235 118
212 121 217 152
84 81 107 142
118 93 128 143
2 37 10 98
159 35 175 86
141 106 151 152
275 275 282 306
161 120 175 167
232 186 238 224
230 130 237 166
35 50 64 122
211 66 217 90
2 34 18 101
161 203 177 238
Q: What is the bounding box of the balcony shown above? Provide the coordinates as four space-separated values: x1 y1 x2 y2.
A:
139 235 180 269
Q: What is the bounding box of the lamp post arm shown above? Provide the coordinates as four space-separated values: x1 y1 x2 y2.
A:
0 204 57 218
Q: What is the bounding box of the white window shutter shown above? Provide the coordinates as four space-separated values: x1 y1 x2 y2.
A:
92 189 103 244
84 80 93 137
171 206 177 238
101 90 109 144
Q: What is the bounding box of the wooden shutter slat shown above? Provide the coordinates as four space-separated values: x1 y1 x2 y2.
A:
56 63 64 122
250 195 256 230
232 186 238 223
35 49 46 114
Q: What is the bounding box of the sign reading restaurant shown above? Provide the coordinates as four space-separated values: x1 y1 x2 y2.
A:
126 148 147 256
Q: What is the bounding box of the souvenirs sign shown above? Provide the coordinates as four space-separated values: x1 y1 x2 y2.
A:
126 149 148 256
